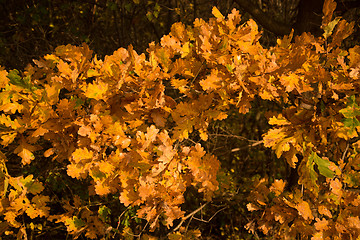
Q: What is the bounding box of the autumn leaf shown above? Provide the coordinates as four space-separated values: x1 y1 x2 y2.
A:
318 205 332 218
171 78 188 94
310 152 335 178
44 148 55 157
200 70 221 91
212 7 224 20
268 114 291 126
314 217 329 231
323 18 340 39
94 181 111 196
330 178 342 196
67 163 83 179
14 138 38 165
98 205 111 222
269 179 286 196
296 200 313 221
181 42 191 58
348 216 360 229
82 81 108 100
25 206 39 219
322 0 337 27
72 148 94 163
65 216 86 232
31 195 50 218
0 68 9 88
279 73 300 92
247 203 260 211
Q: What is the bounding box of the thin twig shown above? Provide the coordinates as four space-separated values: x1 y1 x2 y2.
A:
170 202 209 233
341 142 349 162
209 133 260 142
231 140 263 152
192 205 228 223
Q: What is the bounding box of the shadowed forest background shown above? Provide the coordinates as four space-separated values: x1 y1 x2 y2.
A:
0 0 360 239
1 0 359 69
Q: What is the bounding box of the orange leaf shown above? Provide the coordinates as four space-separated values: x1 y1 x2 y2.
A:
0 68 9 88
330 178 342 196
318 205 332 218
67 163 83 179
78 125 92 137
269 179 286 196
14 138 38 165
296 200 313 221
322 0 337 27
44 148 55 157
348 216 360 229
200 70 221 91
94 181 110 195
314 217 329 231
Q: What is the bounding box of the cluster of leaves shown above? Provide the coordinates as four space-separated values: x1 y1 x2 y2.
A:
0 0 360 238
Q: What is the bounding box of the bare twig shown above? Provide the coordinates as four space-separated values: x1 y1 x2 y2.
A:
209 133 260 143
231 140 263 152
170 202 209 233
192 205 228 223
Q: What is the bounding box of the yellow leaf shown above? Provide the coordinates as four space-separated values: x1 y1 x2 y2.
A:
72 148 93 163
199 129 208 141
181 42 191 58
268 114 291 126
171 78 188 93
18 149 34 165
263 128 287 148
82 81 108 100
279 73 300 92
212 7 224 20
45 83 60 105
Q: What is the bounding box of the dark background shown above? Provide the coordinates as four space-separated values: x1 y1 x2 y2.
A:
1 0 359 70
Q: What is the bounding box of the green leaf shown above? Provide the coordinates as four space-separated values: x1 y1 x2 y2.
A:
98 205 111 222
7 70 22 86
310 152 335 178
323 17 340 39
69 216 86 229
307 153 318 185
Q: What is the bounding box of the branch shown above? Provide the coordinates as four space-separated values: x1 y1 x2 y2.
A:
234 0 292 36
169 202 209 233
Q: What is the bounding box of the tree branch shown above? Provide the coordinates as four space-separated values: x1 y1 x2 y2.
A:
234 0 292 36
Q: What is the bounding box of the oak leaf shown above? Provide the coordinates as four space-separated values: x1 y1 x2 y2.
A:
72 148 93 163
314 218 329 231
82 81 108 100
269 179 286 196
296 200 313 221
94 181 111 196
